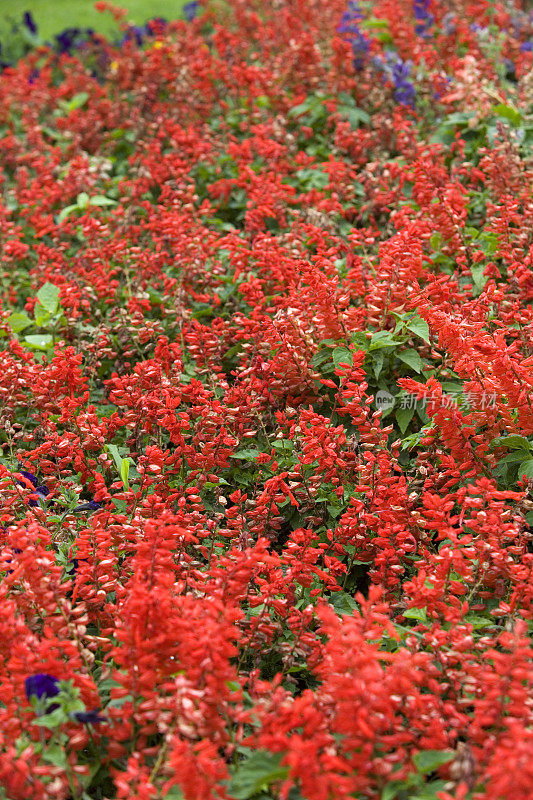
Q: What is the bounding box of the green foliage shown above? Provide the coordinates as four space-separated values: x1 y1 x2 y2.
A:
227 749 290 799
58 192 117 223
380 750 454 800
7 282 65 353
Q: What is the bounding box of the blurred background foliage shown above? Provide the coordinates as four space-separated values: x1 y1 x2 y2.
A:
0 0 187 40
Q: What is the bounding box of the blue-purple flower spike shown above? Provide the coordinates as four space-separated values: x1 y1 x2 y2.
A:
183 2 199 23
23 12 38 35
71 709 106 724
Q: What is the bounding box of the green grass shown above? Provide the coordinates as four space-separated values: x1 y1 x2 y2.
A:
1 0 187 40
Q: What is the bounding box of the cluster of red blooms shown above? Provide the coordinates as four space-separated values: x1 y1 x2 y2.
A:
0 0 532 797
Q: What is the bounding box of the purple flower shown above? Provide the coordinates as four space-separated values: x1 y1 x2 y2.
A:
338 1 371 71
23 12 38 35
413 0 434 37
54 28 95 55
25 674 60 709
183 2 200 22
70 709 106 724
521 41 532 52
121 25 146 47
73 500 102 512
390 57 416 107
17 470 49 506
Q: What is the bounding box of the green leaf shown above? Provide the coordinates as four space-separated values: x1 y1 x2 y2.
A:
397 348 423 373
492 103 522 126
77 192 90 209
369 330 397 350
34 304 51 327
41 743 68 768
413 750 454 774
120 458 130 490
57 203 78 222
372 350 385 379
491 435 532 451
332 347 353 370
58 92 89 113
330 591 360 616
381 782 404 800
271 439 293 451
465 614 493 630
230 449 261 460
429 232 442 249
24 334 53 350
403 606 428 622
37 282 60 314
89 195 117 207
227 750 289 800
162 789 185 800
105 444 123 474
495 451 528 466
361 17 390 28
396 406 415 434
518 460 533 480
7 311 32 333
31 709 67 728
338 105 371 129
411 780 449 800
471 263 488 291
406 316 431 344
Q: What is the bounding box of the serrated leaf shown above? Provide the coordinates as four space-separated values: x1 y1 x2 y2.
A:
518 460 533 479
465 615 493 630
330 591 360 616
369 330 397 350
471 263 488 291
406 316 430 344
271 439 293 451
403 606 427 621
332 347 353 370
491 435 532 451
227 750 289 800
24 334 53 350
496 452 529 466
397 348 423 373
34 304 51 327
37 283 60 314
7 311 32 333
230 449 261 460
338 105 371 129
413 750 454 774
372 350 385 379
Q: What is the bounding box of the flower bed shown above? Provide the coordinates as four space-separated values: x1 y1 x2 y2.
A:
0 1 532 798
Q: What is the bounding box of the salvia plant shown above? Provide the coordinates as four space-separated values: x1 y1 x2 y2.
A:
0 0 532 798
